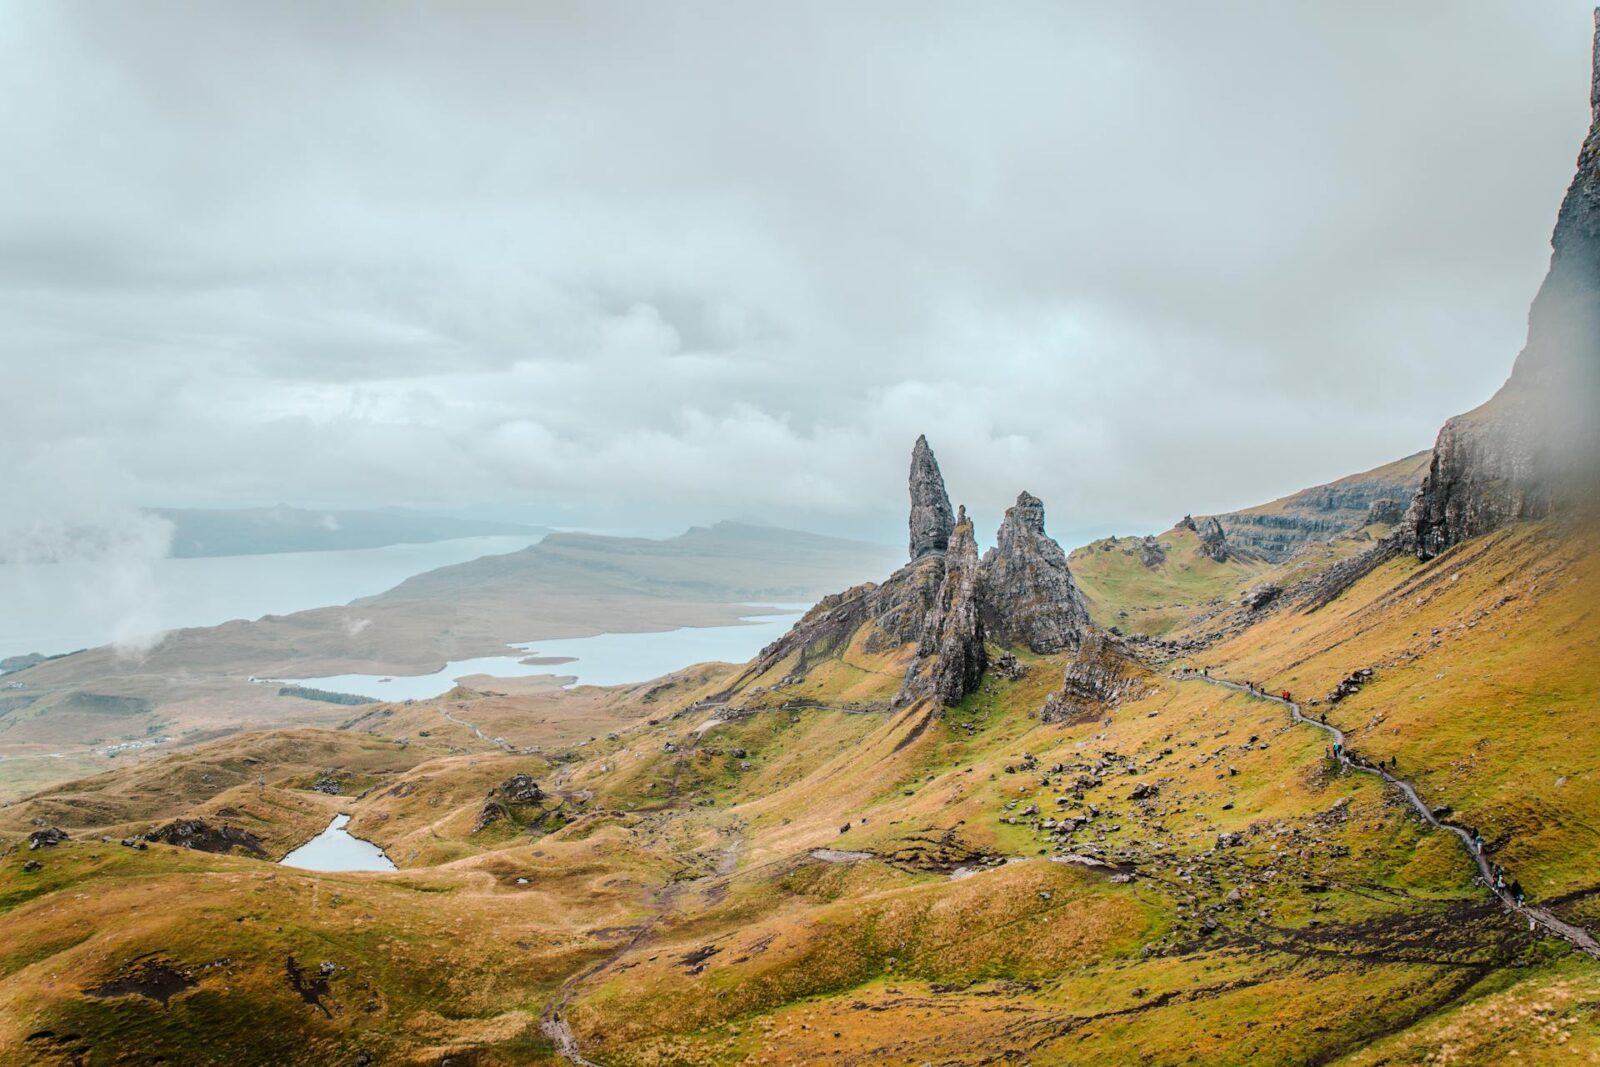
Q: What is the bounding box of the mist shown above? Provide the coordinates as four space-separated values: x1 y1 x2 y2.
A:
2 2 1597 549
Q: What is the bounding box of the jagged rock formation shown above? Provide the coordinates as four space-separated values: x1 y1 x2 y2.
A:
1040 632 1152 725
1179 515 1236 562
1195 516 1230 561
899 507 986 705
979 492 1092 653
1402 14 1600 560
908 434 955 560
732 437 1097 709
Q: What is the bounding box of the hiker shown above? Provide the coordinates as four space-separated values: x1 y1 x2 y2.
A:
1203 667 1209 678
1390 755 1397 769
1333 741 1342 760
1511 880 1525 906
1473 831 1485 855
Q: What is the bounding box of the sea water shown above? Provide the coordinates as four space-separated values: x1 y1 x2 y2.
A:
276 606 808 701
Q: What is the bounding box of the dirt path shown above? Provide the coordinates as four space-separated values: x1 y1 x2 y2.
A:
541 834 746 1066
436 705 514 752
1188 674 1600 959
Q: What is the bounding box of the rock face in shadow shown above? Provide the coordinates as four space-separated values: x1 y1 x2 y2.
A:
1040 632 1152 725
980 492 1091 654
1403 14 1600 560
899 507 986 705
908 434 956 560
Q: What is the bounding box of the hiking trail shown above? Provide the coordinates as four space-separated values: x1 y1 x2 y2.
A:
1188 674 1600 959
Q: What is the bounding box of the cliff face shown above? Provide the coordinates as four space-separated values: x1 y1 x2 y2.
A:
980 492 1091 654
901 508 987 705
1209 453 1431 561
1403 13 1600 559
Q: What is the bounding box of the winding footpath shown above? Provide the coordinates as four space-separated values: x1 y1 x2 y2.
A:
1189 674 1600 959
436 705 515 752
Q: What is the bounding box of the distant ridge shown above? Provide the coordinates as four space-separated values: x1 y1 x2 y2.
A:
152 504 546 558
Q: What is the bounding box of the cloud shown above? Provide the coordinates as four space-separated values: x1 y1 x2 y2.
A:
0 440 175 655
0 1 1594 547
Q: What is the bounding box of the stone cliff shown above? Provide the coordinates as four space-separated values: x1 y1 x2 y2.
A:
1402 12 1600 559
1206 452 1431 561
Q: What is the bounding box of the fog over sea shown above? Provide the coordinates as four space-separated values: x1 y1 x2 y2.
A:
0 535 540 661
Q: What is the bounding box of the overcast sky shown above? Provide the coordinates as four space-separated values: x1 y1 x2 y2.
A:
2 1 1596 550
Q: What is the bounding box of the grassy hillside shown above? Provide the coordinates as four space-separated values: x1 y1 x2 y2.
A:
1068 524 1271 635
3 518 1596 1064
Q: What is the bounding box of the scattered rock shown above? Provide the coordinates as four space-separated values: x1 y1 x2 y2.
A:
27 827 68 850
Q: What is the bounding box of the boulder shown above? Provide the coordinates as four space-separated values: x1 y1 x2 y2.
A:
1240 583 1282 611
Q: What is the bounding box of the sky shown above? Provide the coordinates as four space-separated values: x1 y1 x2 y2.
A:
2 1 1597 556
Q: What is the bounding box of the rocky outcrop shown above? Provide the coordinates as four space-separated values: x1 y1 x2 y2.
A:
1402 15 1600 560
1040 632 1152 725
1239 582 1282 611
144 818 268 858
28 827 68 850
899 508 986 706
908 434 955 560
1365 498 1405 526
473 773 548 832
724 437 1098 709
979 492 1091 654
1179 515 1234 562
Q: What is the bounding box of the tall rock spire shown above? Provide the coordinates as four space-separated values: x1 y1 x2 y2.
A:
908 435 955 560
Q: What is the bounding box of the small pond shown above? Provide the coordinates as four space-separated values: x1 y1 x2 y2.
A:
279 814 396 872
